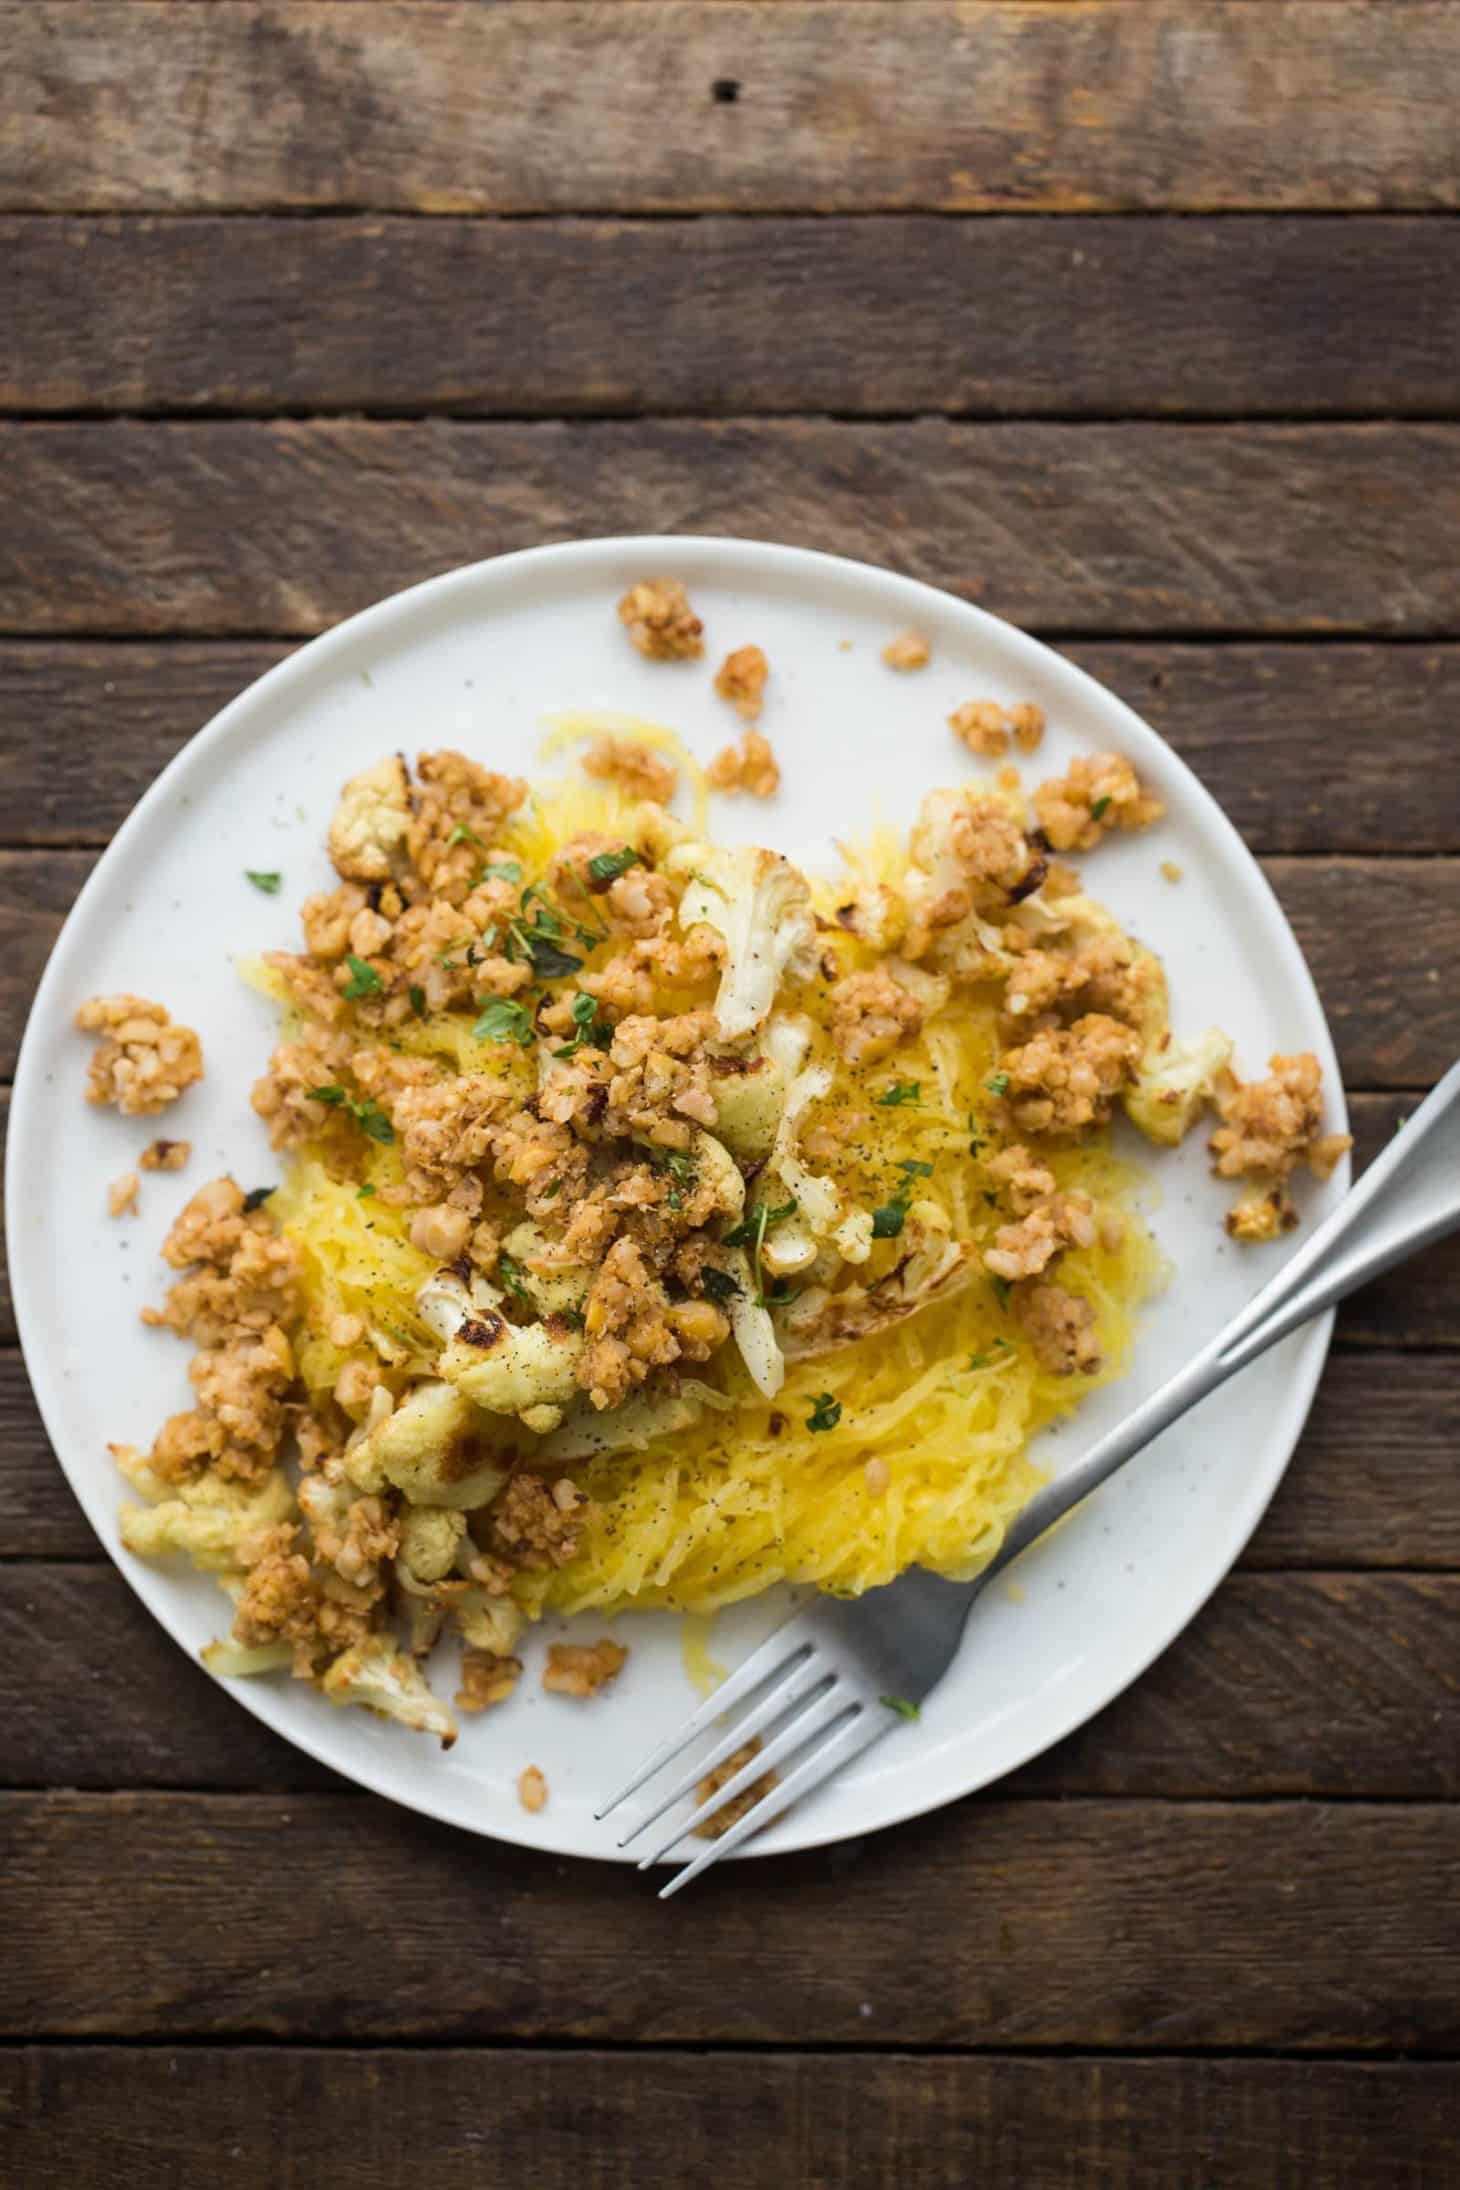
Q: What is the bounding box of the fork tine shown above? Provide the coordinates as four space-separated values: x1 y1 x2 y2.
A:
616 1654 834 1849
658 1705 890 1900
593 1608 816 1821
636 1680 857 1870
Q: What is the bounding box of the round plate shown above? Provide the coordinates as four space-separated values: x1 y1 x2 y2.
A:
8 538 1348 1861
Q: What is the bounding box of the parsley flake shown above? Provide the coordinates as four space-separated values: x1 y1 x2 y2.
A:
342 953 383 1000
242 1186 275 1213
985 1071 1011 1097
880 1695 921 1722
871 1202 907 1240
357 1183 377 1200
244 869 281 895
474 998 536 1048
990 1275 1012 1309
1090 795 1112 821
408 984 427 1019
586 845 644 889
446 822 483 849
875 1080 921 1108
806 1393 842 1433
479 859 522 885
497 1251 531 1304
701 1266 741 1304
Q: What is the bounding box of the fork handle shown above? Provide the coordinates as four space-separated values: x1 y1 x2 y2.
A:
982 1057 1460 1585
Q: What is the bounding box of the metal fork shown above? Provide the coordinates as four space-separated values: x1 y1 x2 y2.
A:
599 1058 1460 1896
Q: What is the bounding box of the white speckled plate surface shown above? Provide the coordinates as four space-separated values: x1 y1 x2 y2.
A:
7 538 1348 1862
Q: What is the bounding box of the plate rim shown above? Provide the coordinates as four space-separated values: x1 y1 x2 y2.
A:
7 533 1345 1860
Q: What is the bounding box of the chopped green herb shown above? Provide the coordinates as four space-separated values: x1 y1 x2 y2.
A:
355 1101 394 1144
701 1266 741 1304
875 1080 921 1107
447 822 483 849
553 990 606 1058
871 1202 907 1240
967 1353 989 1371
722 1199 797 1249
474 998 536 1048
1090 795 1112 821
985 1071 1011 1097
806 1393 842 1433
408 984 427 1020
436 938 474 966
880 1694 921 1722
308 1085 348 1107
357 1183 377 1200
497 1251 531 1303
967 1111 983 1155
658 1148 698 1183
479 859 522 885
990 1275 1012 1309
666 1186 684 1212
342 953 383 1000
898 1159 933 1179
242 1186 275 1213
244 869 282 895
586 845 644 888
520 930 584 981
539 1177 563 1202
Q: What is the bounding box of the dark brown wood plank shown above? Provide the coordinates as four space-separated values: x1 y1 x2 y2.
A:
3 850 1454 1084
2 1565 1452 1798
1339 1094 1459 1348
7 214 1459 419
4 2049 1457 2190
4 1791 1457 2043
7 640 1460 856
3 421 1459 639
6 4 1457 215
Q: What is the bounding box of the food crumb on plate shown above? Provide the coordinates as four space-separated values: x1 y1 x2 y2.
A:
713 643 769 723
694 1737 778 1838
617 578 704 662
881 628 930 671
542 1639 629 1697
140 1137 191 1172
707 727 780 798
1160 860 1184 884
75 993 204 1115
517 1764 549 1814
108 1171 140 1218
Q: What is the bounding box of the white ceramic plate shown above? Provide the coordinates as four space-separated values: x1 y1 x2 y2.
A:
8 538 1349 1861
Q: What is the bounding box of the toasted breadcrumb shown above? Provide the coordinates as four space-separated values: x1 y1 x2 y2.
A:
139 1138 191 1172
517 1765 549 1813
617 578 704 661
828 967 924 1066
76 994 204 1116
1033 754 1164 852
713 644 769 723
581 735 678 805
950 699 1046 759
456 1649 524 1713
1209 1053 1351 1240
882 629 930 671
108 1171 140 1218
542 1638 629 1697
707 728 780 799
1016 1282 1102 1376
693 1738 778 1838
1159 860 1184 885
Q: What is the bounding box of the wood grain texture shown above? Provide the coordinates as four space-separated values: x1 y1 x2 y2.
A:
3 849 1454 1084
8 214 1459 419
8 640 1460 856
5 421 1459 639
5 4 1457 215
2 1565 1453 1799
3 2049 1457 2190
5 1792 1457 2044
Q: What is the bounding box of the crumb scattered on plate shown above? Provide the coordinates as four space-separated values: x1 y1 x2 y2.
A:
713 644 769 722
694 1738 778 1838
617 578 704 662
950 699 1045 759
542 1640 629 1697
108 1171 140 1218
140 1137 191 1172
1160 860 1183 884
707 728 780 798
881 629 930 671
76 994 203 1115
517 1765 549 1813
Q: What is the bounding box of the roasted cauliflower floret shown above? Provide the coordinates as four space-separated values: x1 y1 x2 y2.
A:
344 1378 502 1507
397 1505 468 1584
118 1467 295 1573
440 1312 586 1427
75 993 204 1115
667 843 817 1041
326 754 412 882
1124 1026 1235 1146
706 1050 787 1162
780 1203 973 1361
321 1634 458 1747
763 1023 874 1266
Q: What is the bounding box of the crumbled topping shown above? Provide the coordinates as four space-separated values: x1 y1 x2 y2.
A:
617 578 704 662
487 1473 591 1570
881 629 930 671
713 644 769 723
707 728 780 798
76 994 204 1115
517 1764 549 1812
693 1738 778 1837
950 699 1045 761
828 967 924 1066
108 1171 140 1218
1016 1282 1101 1376
542 1638 629 1696
1209 1053 1350 1238
1160 860 1183 885
139 1137 191 1172
456 1649 524 1713
1033 754 1164 852
999 1015 1142 1136
581 734 678 804
983 1189 1096 1282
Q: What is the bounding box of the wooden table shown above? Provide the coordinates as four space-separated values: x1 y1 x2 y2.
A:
2 7 1458 2183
